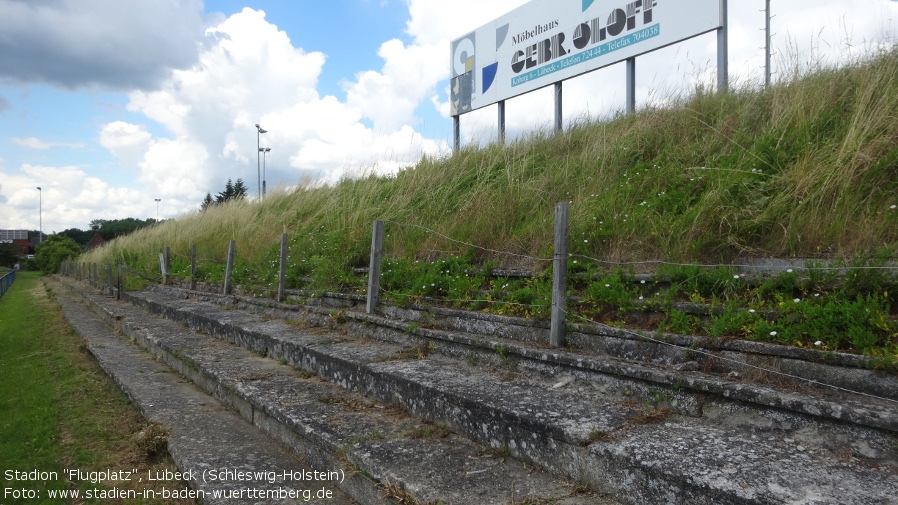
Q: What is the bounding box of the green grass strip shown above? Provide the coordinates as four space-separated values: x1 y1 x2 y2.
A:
0 272 194 504
0 272 69 501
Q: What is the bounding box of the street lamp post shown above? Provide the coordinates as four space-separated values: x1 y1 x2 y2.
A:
255 124 268 200
155 198 161 222
36 187 42 244
259 147 271 198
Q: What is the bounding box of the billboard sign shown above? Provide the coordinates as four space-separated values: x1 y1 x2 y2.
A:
0 230 29 241
450 0 722 115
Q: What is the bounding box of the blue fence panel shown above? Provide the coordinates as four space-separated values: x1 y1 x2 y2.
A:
0 269 16 300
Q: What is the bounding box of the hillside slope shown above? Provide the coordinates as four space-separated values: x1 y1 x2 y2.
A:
77 48 898 361
84 49 898 273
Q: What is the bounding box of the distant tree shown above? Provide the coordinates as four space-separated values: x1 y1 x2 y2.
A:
59 227 94 246
88 218 155 240
0 244 18 268
201 192 215 211
217 179 235 203
203 178 248 210
31 235 82 274
232 179 248 199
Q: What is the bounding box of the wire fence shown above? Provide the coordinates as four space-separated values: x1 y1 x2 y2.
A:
60 206 898 406
389 223 898 272
63 217 898 299
0 268 15 301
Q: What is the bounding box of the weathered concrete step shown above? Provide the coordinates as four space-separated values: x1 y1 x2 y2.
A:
201 284 898 403
147 285 898 435
98 282 898 505
47 277 358 505
122 290 664 444
58 276 614 505
380 302 898 402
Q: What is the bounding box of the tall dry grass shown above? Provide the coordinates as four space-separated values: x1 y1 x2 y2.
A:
82 48 898 283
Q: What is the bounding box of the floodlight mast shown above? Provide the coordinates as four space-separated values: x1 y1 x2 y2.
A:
255 124 268 199
36 187 42 244
259 147 271 198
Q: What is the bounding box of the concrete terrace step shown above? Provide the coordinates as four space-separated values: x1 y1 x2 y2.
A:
47 277 357 505
63 277 898 504
56 276 614 505
150 285 898 435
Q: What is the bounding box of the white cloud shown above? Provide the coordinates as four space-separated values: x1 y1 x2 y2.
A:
136 138 210 201
290 124 444 176
106 6 454 219
0 164 149 232
99 122 153 168
344 39 447 132
119 8 330 206
405 0 528 45
10 137 85 150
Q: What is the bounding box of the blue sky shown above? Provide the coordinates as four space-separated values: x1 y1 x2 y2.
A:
1 0 896 234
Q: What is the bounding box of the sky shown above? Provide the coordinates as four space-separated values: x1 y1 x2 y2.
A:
1 0 896 235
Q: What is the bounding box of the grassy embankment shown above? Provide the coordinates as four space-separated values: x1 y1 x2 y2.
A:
0 272 194 504
81 50 898 361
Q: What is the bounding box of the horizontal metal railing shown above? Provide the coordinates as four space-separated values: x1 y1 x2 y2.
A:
0 268 16 300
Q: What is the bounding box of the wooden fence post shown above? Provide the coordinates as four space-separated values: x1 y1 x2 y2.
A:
117 264 122 301
550 202 569 347
158 251 167 285
278 233 288 302
366 221 385 314
190 243 197 290
224 240 236 295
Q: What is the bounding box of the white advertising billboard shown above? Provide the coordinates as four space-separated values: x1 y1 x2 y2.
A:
450 0 722 115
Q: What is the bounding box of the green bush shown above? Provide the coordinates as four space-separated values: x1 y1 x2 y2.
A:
32 236 82 274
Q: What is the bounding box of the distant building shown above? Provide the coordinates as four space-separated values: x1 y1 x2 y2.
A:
0 230 31 256
13 240 30 256
84 232 107 252
0 230 28 241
